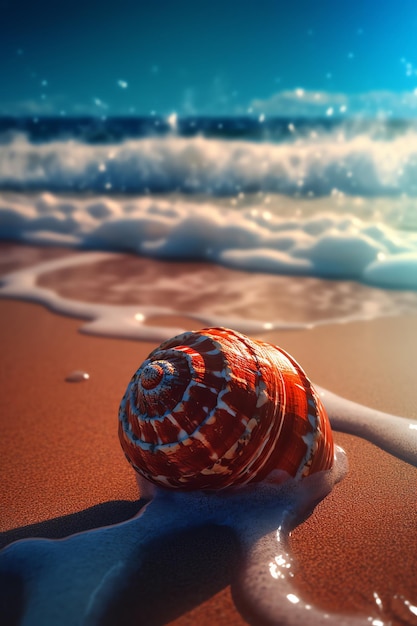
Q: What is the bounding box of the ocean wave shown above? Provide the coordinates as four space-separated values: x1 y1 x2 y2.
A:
1 132 417 196
1 192 417 291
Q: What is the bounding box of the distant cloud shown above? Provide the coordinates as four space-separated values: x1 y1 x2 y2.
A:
250 89 417 118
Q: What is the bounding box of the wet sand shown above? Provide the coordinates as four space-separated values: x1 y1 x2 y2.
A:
0 246 417 625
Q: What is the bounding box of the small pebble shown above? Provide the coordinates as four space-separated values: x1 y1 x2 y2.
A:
65 370 90 383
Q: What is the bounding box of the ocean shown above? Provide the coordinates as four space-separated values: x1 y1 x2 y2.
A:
1 115 417 340
1 115 417 626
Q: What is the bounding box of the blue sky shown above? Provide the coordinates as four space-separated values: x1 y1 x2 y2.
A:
1 0 417 116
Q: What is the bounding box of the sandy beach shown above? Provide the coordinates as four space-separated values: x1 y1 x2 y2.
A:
2 2 417 622
0 245 417 625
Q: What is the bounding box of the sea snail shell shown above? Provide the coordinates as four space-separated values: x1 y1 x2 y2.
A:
118 327 334 491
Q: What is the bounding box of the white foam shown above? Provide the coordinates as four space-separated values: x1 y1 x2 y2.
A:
2 132 417 197
0 253 191 342
1 421 411 625
0 447 352 626
1 191 417 293
318 386 417 468
3 252 413 342
364 253 417 290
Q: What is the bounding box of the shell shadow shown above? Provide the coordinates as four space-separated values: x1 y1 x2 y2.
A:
0 501 241 626
97 523 240 626
0 500 144 550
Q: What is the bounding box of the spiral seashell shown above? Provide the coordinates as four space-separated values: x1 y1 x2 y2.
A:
118 327 334 490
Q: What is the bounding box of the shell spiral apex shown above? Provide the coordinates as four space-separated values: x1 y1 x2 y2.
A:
118 327 334 491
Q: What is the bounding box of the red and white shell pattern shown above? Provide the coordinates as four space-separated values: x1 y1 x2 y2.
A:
118 327 334 490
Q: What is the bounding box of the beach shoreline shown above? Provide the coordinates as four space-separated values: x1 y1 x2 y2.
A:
1 246 417 625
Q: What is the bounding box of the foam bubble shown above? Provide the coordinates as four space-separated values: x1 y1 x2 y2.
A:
364 253 417 290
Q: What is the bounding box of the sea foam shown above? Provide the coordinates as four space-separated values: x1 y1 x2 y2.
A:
1 191 417 292
2 132 417 196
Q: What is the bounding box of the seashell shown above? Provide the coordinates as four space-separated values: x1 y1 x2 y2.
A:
118 327 334 491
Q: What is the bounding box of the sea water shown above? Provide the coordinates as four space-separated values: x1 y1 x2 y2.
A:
0 116 417 287
1 115 417 339
1 116 417 625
